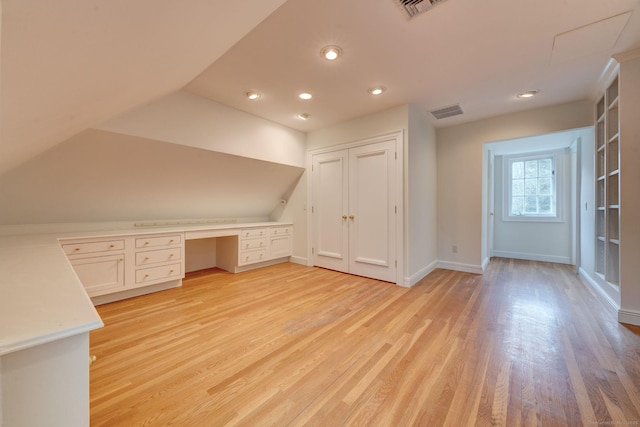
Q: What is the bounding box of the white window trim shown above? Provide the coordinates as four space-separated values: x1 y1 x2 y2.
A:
503 149 564 223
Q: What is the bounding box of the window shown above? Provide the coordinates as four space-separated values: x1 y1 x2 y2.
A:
505 151 562 221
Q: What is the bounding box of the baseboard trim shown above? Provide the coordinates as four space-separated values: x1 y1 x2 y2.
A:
403 260 438 287
436 261 483 275
289 256 308 266
91 279 182 306
618 309 640 326
481 257 490 272
492 250 571 265
578 267 620 314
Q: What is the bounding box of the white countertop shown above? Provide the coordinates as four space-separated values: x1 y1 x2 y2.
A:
0 221 291 356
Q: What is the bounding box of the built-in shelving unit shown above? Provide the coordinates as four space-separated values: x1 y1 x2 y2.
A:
595 75 620 286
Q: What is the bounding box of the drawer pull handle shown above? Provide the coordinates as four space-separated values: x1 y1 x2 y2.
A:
144 257 150 261
245 244 249 248
169 239 174 243
74 248 81 252
245 256 249 261
169 253 174 257
119 258 123 262
170 269 174 273
144 274 149 278
109 244 115 248
144 242 149 246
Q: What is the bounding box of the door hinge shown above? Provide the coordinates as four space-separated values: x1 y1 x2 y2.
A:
395 260 397 268
312 206 314 213
312 247 315 254
395 151 397 160
395 205 397 214
312 164 314 171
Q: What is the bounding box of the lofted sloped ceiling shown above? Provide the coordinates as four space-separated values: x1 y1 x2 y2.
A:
0 0 287 175
2 0 640 177
185 0 640 132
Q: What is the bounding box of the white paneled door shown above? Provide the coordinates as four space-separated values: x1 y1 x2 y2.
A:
312 139 397 282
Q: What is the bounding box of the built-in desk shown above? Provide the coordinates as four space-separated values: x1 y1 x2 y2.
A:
0 220 292 426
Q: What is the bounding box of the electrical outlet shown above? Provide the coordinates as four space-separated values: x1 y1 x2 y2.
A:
452 245 458 254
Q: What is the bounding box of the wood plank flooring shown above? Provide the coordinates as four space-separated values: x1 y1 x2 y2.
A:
90 258 640 426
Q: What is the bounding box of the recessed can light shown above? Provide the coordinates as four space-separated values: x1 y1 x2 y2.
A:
517 90 539 98
321 45 342 61
296 113 310 120
245 91 261 100
368 86 386 96
299 92 313 100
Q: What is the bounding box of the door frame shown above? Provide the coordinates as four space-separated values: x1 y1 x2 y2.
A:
307 130 405 286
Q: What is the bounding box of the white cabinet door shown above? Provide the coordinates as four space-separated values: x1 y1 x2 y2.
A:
312 139 397 282
348 141 396 282
70 254 124 297
312 150 350 273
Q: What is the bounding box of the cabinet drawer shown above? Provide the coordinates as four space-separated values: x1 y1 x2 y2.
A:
239 228 267 239
136 263 182 284
270 226 291 236
240 237 266 251
136 248 181 266
135 234 182 248
239 249 267 265
269 235 292 259
63 239 124 255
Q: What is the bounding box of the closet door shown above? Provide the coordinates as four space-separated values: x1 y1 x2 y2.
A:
348 141 397 282
312 150 349 273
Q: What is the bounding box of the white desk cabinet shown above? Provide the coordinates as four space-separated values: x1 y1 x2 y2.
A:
62 238 126 297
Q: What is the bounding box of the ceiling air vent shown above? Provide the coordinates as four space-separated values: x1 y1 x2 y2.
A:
430 104 463 120
395 0 448 19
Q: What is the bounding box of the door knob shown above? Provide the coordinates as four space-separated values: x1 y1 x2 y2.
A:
342 214 347 220
349 215 355 220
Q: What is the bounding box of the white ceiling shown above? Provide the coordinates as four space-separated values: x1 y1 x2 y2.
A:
0 0 287 175
185 0 640 132
1 0 640 175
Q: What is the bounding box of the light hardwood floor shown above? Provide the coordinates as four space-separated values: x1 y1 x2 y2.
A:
90 258 640 426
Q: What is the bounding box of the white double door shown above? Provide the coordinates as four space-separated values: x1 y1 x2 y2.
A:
311 139 397 283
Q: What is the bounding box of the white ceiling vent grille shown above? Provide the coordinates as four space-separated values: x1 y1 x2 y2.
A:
395 0 448 19
430 104 463 119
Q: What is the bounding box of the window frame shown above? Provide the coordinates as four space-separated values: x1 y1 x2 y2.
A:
503 149 564 223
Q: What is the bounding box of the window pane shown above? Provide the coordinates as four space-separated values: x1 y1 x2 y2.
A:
512 161 524 179
538 196 551 213
525 179 537 195
539 178 551 195
539 159 552 177
525 160 538 178
525 195 537 213
511 197 524 215
512 179 524 196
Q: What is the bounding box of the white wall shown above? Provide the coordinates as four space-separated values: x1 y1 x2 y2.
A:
493 151 572 264
436 100 593 270
407 104 437 283
0 129 303 225
96 91 306 168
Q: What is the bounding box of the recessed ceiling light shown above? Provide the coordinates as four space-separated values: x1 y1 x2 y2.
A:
517 90 539 98
368 87 386 96
321 45 342 61
299 92 313 100
296 113 310 120
245 91 261 100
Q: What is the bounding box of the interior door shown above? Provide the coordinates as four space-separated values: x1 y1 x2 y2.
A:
348 141 397 282
312 150 349 273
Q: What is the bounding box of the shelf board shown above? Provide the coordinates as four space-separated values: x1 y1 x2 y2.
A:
597 175 605 181
609 239 620 245
608 169 619 177
597 145 605 152
608 133 620 143
597 114 605 123
608 204 620 209
597 236 606 242
597 206 606 211
608 96 619 109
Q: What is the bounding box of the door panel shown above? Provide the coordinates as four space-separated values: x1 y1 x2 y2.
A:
312 150 349 273
348 141 396 282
